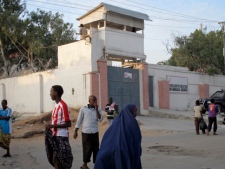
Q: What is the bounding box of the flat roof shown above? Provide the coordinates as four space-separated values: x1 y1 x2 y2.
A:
77 2 150 21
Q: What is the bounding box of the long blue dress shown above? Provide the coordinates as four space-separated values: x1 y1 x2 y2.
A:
94 104 142 169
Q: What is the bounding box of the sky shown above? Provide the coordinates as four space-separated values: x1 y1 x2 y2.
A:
25 0 225 64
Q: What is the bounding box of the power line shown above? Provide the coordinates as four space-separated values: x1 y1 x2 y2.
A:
27 0 220 29
123 0 219 23
27 3 83 16
27 0 90 11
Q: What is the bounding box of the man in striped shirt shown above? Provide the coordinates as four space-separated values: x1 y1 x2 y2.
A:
45 85 73 169
74 95 103 169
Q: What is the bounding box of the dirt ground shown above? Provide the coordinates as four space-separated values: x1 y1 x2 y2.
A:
11 109 164 139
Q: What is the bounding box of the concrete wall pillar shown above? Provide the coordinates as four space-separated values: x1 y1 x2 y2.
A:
97 59 108 110
158 80 170 109
0 84 6 101
198 83 209 98
37 75 43 115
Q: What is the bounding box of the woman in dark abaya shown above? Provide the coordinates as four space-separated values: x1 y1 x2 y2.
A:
94 104 142 169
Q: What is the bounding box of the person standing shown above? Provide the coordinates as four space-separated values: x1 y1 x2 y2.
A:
74 95 103 169
94 104 142 169
76 24 87 40
0 100 12 157
113 104 119 118
207 98 219 135
45 85 73 169
193 100 207 135
105 97 115 126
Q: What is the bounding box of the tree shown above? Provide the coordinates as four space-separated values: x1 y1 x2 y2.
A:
18 10 75 71
0 0 75 78
162 29 224 75
0 0 26 77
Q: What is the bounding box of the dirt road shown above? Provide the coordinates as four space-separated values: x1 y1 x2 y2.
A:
0 115 224 169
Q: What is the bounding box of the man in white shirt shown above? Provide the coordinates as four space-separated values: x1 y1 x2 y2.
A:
74 95 103 169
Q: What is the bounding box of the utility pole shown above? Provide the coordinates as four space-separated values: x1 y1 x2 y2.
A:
219 22 225 74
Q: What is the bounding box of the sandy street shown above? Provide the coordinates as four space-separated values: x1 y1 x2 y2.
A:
0 114 225 169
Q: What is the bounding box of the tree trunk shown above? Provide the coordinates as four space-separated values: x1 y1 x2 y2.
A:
0 38 9 77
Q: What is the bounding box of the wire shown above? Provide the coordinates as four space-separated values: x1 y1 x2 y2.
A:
26 0 90 11
27 3 84 16
27 2 219 36
27 0 220 28
123 0 219 23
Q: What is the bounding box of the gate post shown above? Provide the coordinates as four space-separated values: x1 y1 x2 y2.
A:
89 71 100 103
97 59 108 110
139 63 149 115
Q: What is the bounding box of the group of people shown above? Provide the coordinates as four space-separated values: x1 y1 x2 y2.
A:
2 84 222 168
194 98 219 136
0 85 141 169
45 85 142 169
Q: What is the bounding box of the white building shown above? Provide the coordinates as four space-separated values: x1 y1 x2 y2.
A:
0 3 224 115
0 3 150 115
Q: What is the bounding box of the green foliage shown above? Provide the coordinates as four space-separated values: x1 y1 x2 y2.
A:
0 0 75 77
162 28 224 75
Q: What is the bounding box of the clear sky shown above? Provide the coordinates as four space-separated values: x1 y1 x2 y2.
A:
25 0 225 64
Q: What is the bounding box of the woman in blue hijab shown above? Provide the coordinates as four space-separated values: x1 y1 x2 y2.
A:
94 104 142 169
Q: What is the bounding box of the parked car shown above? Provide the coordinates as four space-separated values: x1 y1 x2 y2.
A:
199 90 225 114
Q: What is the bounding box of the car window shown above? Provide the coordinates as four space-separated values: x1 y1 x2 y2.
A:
211 91 224 98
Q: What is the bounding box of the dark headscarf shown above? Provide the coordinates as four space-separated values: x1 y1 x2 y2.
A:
94 104 142 169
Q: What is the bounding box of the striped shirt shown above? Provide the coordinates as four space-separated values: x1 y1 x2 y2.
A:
51 100 71 137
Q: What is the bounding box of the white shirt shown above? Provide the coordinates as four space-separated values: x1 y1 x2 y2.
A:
75 105 103 134
194 105 202 118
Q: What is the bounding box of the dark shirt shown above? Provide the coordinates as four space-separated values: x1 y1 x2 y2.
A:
105 103 114 120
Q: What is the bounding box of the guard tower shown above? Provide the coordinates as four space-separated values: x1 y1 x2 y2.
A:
59 3 151 114
77 2 150 67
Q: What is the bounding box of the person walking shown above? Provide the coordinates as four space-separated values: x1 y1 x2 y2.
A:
194 100 207 135
74 95 103 169
94 104 142 169
207 98 219 135
45 85 73 169
0 100 13 157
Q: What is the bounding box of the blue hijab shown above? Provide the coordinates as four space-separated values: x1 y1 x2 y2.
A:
94 104 142 169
